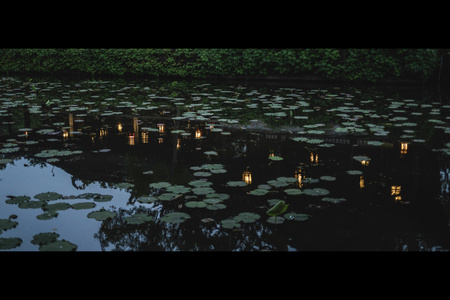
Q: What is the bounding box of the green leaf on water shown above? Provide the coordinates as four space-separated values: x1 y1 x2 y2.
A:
284 212 310 221
36 211 59 220
34 192 62 201
0 237 22 250
226 180 247 187
249 189 269 196
266 200 289 217
160 212 191 224
185 201 207 208
149 181 172 189
87 209 116 221
31 232 60 245
39 240 77 251
233 212 261 223
0 218 18 233
5 195 30 205
71 202 97 210
221 219 241 229
284 188 303 195
124 213 154 224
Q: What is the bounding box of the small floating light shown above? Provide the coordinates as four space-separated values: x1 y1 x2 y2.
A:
157 123 165 133
195 128 202 139
242 167 252 185
401 142 408 155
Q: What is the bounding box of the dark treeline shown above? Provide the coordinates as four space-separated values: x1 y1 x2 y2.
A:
1 48 448 84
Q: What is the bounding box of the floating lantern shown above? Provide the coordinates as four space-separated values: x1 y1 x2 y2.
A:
401 142 408 155
157 123 165 133
117 123 123 132
195 128 202 139
242 167 252 185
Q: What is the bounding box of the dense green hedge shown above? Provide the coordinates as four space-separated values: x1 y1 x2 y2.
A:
0 48 443 83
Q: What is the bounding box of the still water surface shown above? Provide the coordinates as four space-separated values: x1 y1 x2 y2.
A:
1 76 450 251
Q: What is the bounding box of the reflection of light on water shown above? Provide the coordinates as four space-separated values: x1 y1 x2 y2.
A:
401 142 408 156
157 123 165 133
242 167 252 185
117 123 123 132
295 168 304 188
360 175 365 188
195 128 202 139
391 185 402 202
141 132 148 143
310 151 318 164
177 138 181 150
128 134 135 145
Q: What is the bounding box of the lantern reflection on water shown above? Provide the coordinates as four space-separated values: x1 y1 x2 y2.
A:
242 167 252 185
295 168 304 188
157 123 165 133
401 142 408 155
391 185 402 202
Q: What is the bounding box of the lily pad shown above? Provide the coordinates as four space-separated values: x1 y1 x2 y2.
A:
43 202 71 211
34 192 62 201
268 155 284 161
320 175 336 181
226 180 248 187
0 218 18 233
221 219 241 229
193 171 212 177
71 202 97 210
160 212 191 224
346 170 363 175
192 187 215 195
158 193 181 201
149 182 172 189
185 201 207 208
249 189 269 196
322 197 346 203
36 211 59 220
166 185 191 194
284 188 303 195
136 196 158 204
31 232 60 245
188 180 213 187
124 213 154 224
353 155 371 162
233 212 261 223
0 237 22 250
284 212 310 221
5 195 30 205
19 200 46 209
267 179 289 188
302 188 330 196
87 209 117 221
93 194 113 202
39 240 77 251
205 203 227 210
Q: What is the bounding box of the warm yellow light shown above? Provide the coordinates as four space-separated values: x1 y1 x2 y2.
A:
117 123 123 132
63 130 69 139
295 168 304 188
269 150 275 157
99 128 107 139
401 142 408 155
128 134 134 145
195 128 202 139
310 152 318 164
158 137 163 143
242 167 252 185
177 138 181 150
141 132 148 143
158 123 165 133
360 175 365 188
391 185 401 196
361 160 369 166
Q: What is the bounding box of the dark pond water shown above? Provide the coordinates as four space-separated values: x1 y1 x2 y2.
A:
1 75 450 251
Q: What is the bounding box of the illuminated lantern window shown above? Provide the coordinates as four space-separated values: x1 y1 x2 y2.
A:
195 128 202 139
158 137 164 144
62 130 69 140
391 185 402 202
157 123 165 133
117 123 123 132
242 167 252 185
401 142 408 155
141 132 148 143
310 152 318 164
128 134 135 146
269 150 275 158
360 175 365 188
360 159 370 166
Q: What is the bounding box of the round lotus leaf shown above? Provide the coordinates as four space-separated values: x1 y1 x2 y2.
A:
284 212 310 221
226 180 248 187
19 200 46 209
276 177 298 183
221 219 241 229
160 212 191 224
157 192 180 201
192 187 215 195
87 209 116 221
205 203 227 210
39 240 77 251
34 192 62 201
93 194 113 202
210 168 227 174
0 218 18 233
0 237 22 250
188 180 213 187
124 213 154 224
267 199 283 206
346 170 363 175
320 176 336 181
5 195 30 205
43 202 71 211
205 193 230 201
71 202 97 210
267 216 285 224
0 158 13 165
322 197 346 203
203 198 222 205
185 201 207 208
149 182 172 189
31 232 60 245
37 211 59 220
115 182 135 189
269 155 284 161
353 155 371 162
193 171 212 177
166 185 191 194
284 188 303 195
267 179 289 188
233 212 261 223
249 189 269 196
302 188 330 196
136 196 158 204
204 151 218 156
257 184 272 190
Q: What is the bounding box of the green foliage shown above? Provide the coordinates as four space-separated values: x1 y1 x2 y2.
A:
0 48 443 83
